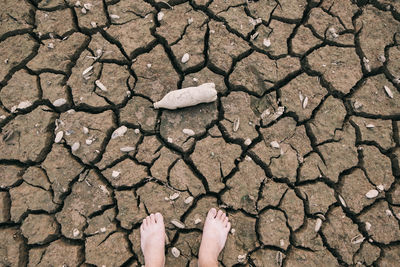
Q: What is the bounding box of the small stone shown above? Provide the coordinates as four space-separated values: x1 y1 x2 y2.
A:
315 218 322 232
194 218 202 224
83 3 92 10
95 80 108 92
302 96 308 109
73 228 80 237
83 127 89 134
134 129 140 134
47 43 54 49
250 32 259 40
365 189 379 199
182 128 195 136
263 38 271 48
181 53 190 64
85 138 93 145
378 55 386 63
167 137 173 143
55 131 64 143
383 85 394 99
270 141 280 149
53 98 67 107
110 14 120 20
16 101 32 110
230 228 236 234
377 184 384 191
233 117 240 132
157 12 164 21
171 247 180 257
100 227 106 233
120 146 135 152
184 196 194 204
81 7 87 14
365 222 371 231
385 209 393 216
90 21 97 28
112 126 128 139
365 124 375 129
353 101 363 109
188 17 193 24
171 220 185 229
146 63 152 68
112 170 120 178
169 192 180 200
82 66 93 76
244 138 252 146
238 254 246 263
71 142 80 152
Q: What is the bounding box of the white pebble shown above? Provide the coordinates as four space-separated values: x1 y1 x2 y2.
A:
82 66 93 76
384 85 394 99
83 3 92 10
181 53 190 64
95 80 108 92
270 141 280 149
377 184 384 191
55 131 64 143
81 7 87 14
112 170 120 178
365 124 375 129
315 218 322 232
386 209 393 216
157 12 164 21
100 227 106 233
110 14 120 20
112 126 127 139
53 98 67 107
169 192 180 200
184 196 194 204
83 127 89 134
263 38 271 48
17 101 32 110
90 21 97 27
365 222 371 231
194 218 202 224
85 138 93 145
167 137 173 143
365 189 379 199
302 96 308 109
47 42 54 49
230 228 236 234
171 247 180 257
120 146 135 152
171 220 185 229
147 63 152 68
71 142 80 152
244 138 251 146
134 129 140 134
182 128 195 136
73 228 80 237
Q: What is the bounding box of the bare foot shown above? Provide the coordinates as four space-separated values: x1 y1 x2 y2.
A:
198 208 231 267
140 213 165 267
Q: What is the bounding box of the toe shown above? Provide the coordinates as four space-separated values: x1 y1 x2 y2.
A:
220 212 226 222
206 208 217 220
155 212 164 224
226 222 231 231
150 213 156 224
145 216 151 226
142 218 147 229
223 217 229 227
216 209 224 220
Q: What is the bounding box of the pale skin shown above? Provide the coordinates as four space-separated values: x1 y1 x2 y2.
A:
140 208 231 267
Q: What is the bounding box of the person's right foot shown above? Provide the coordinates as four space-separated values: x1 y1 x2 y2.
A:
198 208 231 267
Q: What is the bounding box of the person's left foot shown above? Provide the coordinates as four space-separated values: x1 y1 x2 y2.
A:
140 213 165 267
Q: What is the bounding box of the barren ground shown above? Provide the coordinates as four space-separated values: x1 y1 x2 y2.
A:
0 0 400 266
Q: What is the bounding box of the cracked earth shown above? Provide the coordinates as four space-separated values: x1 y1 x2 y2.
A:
0 0 400 266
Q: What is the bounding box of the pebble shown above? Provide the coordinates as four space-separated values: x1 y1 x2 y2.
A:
171 247 180 257
182 128 195 136
90 21 97 27
385 209 393 216
85 138 93 145
83 127 89 134
302 96 308 109
315 218 322 232
263 38 271 48
377 184 384 191
55 131 64 143
112 126 127 139
365 222 371 231
244 138 252 146
171 220 185 229
71 142 80 152
365 189 379 199
194 218 202 224
270 141 280 149
134 128 140 134
365 124 375 129
233 117 240 132
383 85 394 99
95 80 108 92
73 228 80 237
167 137 173 143
169 192 180 200
184 196 194 204
238 254 246 263
230 228 236 234
17 101 32 110
120 146 135 152
110 14 120 20
181 53 190 64
53 98 67 107
112 170 120 178
82 66 93 77
100 227 106 233
338 194 347 207
157 12 164 21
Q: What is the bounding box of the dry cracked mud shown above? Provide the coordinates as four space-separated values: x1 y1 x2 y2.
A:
0 0 400 266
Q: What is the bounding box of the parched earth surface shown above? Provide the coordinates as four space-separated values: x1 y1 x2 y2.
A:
0 0 400 266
